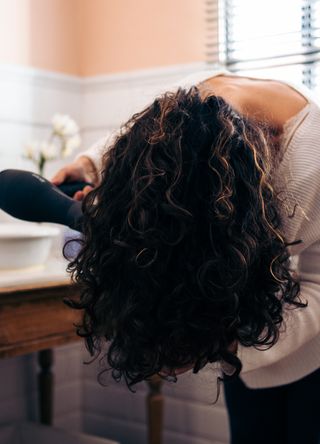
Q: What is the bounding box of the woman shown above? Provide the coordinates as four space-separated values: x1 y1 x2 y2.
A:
52 69 320 443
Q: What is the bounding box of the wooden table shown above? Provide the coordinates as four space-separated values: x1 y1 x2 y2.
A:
0 280 163 444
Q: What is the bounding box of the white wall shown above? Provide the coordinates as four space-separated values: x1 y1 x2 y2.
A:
0 64 82 173
0 62 230 444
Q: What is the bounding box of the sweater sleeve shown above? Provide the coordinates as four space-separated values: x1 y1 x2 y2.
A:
74 130 118 176
238 250 320 374
238 105 320 375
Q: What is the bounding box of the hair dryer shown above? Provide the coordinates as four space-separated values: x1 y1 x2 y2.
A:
0 169 93 232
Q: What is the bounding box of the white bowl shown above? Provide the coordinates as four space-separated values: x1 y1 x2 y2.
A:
0 223 60 271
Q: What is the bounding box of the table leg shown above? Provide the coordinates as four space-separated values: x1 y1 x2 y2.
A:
38 349 54 425
146 375 163 444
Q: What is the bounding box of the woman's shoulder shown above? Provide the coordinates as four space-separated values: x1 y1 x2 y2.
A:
172 67 233 90
273 99 320 256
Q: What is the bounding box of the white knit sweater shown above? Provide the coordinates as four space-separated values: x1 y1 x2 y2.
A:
76 69 320 389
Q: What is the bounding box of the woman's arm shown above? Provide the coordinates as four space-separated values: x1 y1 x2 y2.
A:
238 251 320 374
51 131 118 199
74 131 118 179
239 142 320 374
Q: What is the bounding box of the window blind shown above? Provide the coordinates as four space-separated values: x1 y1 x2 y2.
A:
205 0 220 66
206 0 320 93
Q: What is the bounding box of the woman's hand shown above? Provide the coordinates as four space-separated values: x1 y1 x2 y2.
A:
51 156 99 200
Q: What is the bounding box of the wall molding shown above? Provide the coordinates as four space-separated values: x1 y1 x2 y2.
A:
82 61 212 91
0 61 216 92
0 64 82 93
0 61 219 141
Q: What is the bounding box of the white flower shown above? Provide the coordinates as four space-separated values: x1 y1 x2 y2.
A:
24 141 39 161
40 141 58 160
23 113 80 176
52 113 79 137
62 134 81 158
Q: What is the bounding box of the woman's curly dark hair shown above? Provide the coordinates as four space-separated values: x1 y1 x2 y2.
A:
65 86 306 394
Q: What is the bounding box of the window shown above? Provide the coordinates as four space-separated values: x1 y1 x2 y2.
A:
207 0 320 92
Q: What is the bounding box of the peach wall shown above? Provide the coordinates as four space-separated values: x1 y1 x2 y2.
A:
80 0 206 76
0 0 30 67
29 0 81 75
0 0 206 76
0 0 80 75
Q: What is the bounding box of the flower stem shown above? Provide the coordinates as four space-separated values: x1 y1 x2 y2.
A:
38 153 46 177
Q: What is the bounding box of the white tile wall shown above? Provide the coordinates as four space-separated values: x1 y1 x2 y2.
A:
0 64 82 176
0 62 231 444
82 355 230 444
0 343 84 431
0 354 36 424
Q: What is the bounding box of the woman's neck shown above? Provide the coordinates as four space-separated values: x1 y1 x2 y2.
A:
198 75 309 131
